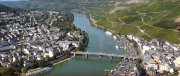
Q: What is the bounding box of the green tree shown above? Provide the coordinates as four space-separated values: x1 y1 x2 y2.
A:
64 50 71 56
172 69 179 76
45 56 51 61
21 67 28 73
0 67 15 76
136 58 143 70
30 62 38 69
38 59 50 67
10 59 24 73
163 70 169 75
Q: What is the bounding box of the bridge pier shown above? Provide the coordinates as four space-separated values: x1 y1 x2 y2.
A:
110 56 113 60
85 54 88 59
125 58 128 60
120 57 124 60
73 53 76 57
99 55 102 59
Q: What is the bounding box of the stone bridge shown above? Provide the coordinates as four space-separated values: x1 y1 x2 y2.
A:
71 51 138 60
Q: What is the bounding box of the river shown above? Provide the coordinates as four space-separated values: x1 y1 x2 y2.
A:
44 13 125 76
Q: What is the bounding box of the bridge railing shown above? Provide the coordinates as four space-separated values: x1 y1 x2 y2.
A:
71 52 138 59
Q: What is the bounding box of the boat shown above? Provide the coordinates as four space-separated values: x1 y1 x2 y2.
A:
105 31 112 36
113 36 117 40
115 45 119 49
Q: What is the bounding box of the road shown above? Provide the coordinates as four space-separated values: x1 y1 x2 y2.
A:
109 59 138 76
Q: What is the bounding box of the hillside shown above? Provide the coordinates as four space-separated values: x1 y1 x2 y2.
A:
91 0 180 44
0 0 180 44
0 0 80 11
0 4 13 12
0 0 113 12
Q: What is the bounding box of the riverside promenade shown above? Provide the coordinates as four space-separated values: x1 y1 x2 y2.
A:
26 67 52 76
53 55 75 66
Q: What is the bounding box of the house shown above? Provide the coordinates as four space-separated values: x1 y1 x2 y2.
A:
158 63 171 73
23 48 30 55
175 17 180 27
12 53 19 62
167 54 174 60
142 45 151 55
145 60 158 70
23 60 29 67
53 47 63 55
36 55 42 60
146 67 157 76
0 45 16 51
174 56 180 67
45 48 54 58
174 17 180 33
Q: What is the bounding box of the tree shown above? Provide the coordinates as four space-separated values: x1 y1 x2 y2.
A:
163 70 169 75
38 59 50 67
64 50 71 56
45 56 51 61
136 58 143 70
0 67 15 76
10 59 23 73
172 69 179 76
30 62 38 69
21 67 28 73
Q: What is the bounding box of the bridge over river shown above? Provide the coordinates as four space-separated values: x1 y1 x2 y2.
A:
71 51 138 60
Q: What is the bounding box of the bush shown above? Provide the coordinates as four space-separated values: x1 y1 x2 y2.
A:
21 67 28 73
0 67 15 76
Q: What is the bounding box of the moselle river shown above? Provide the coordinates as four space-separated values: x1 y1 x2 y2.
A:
44 13 125 76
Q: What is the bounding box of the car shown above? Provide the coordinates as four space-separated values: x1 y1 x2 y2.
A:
126 69 129 72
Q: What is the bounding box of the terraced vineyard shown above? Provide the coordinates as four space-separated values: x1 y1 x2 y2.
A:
90 0 180 44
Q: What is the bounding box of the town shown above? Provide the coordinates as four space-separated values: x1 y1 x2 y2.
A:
110 34 180 76
0 11 88 75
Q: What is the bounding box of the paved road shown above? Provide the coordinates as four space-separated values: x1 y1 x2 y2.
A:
109 59 138 76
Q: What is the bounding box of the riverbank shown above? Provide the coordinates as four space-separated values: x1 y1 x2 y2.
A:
53 54 75 66
89 14 120 39
25 67 52 76
26 54 76 76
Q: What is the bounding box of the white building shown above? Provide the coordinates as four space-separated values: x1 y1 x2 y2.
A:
23 49 30 55
174 56 180 67
159 63 171 73
46 48 54 57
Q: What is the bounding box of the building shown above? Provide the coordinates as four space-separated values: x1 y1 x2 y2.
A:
175 17 180 33
174 56 180 67
158 63 171 73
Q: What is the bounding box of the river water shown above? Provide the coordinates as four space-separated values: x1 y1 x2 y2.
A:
45 13 125 76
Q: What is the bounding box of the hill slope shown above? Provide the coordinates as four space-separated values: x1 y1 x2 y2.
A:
0 4 13 12
0 0 180 44
91 0 180 44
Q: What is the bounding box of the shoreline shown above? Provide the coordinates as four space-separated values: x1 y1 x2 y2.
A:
89 14 121 41
26 67 52 76
88 13 141 75
53 54 75 66
25 54 76 76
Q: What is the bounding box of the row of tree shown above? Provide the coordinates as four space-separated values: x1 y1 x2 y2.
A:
0 58 52 76
77 31 89 51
